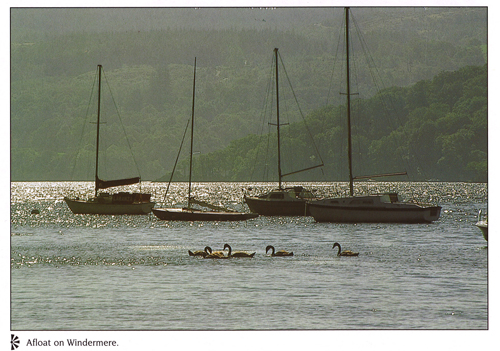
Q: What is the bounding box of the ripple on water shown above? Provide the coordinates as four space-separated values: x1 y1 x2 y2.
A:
10 181 488 330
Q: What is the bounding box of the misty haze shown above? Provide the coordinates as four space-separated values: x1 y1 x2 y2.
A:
11 7 487 182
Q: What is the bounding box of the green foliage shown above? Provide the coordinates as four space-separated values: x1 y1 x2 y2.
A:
10 8 487 181
193 64 487 182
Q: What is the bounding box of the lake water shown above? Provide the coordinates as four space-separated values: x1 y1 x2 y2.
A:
10 181 488 332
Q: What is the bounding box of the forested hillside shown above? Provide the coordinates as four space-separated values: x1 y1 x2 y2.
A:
10 7 487 181
184 64 487 183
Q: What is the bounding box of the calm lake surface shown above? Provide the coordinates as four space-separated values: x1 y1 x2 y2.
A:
11 181 488 330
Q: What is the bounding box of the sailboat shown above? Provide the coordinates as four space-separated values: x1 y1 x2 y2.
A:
64 65 155 215
307 8 441 223
152 58 258 221
475 210 488 241
244 48 323 216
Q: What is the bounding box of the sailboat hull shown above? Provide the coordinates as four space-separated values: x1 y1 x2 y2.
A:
244 187 317 216
65 65 154 216
307 195 441 223
152 208 258 221
64 197 155 215
476 221 488 241
244 196 310 216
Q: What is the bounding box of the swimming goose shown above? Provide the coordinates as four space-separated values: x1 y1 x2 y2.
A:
266 245 294 257
224 244 255 258
204 246 228 259
188 246 212 257
332 242 359 257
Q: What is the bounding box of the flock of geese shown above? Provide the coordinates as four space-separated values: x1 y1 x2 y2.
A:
188 243 359 259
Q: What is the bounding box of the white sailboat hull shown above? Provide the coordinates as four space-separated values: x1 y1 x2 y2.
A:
64 197 155 215
307 195 441 223
476 221 488 241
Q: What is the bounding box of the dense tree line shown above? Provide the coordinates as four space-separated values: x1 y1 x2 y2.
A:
10 8 487 181
185 64 487 183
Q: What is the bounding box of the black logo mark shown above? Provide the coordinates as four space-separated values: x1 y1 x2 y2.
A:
11 334 20 350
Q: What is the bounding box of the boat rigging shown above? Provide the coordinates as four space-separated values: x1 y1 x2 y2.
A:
64 65 155 215
152 58 258 221
244 48 324 216
307 8 441 223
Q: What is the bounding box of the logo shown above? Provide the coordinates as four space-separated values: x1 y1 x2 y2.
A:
11 334 20 350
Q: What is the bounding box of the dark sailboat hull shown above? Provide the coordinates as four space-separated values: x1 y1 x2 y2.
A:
64 197 154 215
303 9 442 224
243 49 323 217
307 197 441 223
152 208 258 221
64 65 153 216
244 195 312 216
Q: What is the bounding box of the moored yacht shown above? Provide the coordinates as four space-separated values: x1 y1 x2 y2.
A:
307 193 441 223
152 58 258 222
307 8 441 224
244 186 316 216
64 65 154 215
475 210 488 241
243 48 323 216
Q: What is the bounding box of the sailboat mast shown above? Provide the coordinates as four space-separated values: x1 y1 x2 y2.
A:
274 48 283 190
94 64 102 197
345 8 354 197
188 58 196 209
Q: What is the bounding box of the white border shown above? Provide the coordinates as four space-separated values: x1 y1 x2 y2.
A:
4 1 497 350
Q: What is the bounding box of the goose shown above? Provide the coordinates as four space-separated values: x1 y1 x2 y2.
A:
266 245 293 257
332 242 359 257
204 246 228 259
224 244 255 258
188 246 212 257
